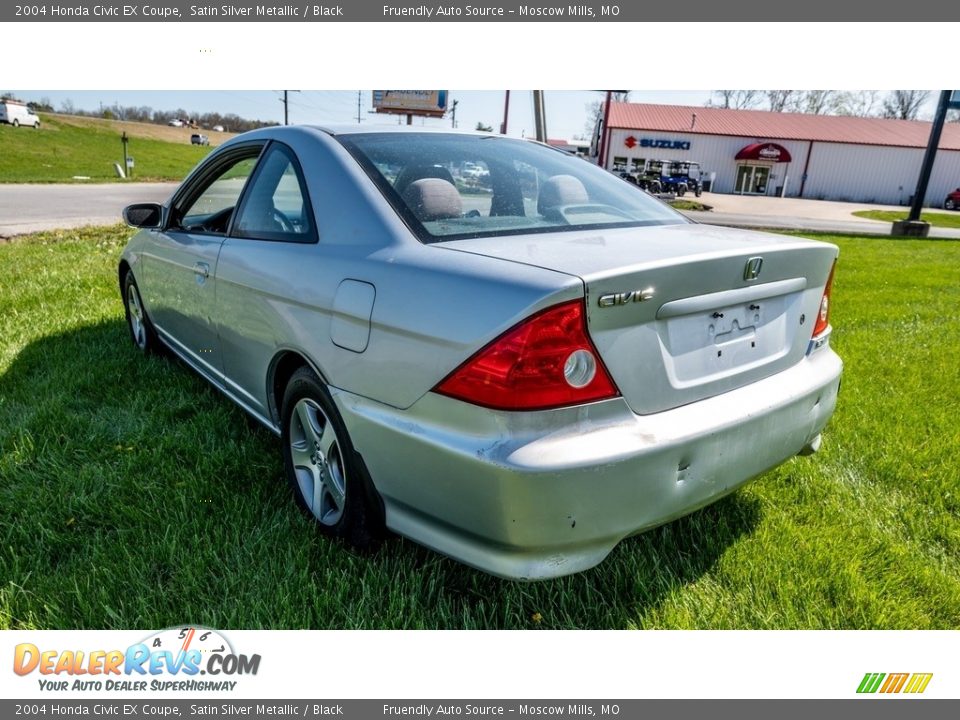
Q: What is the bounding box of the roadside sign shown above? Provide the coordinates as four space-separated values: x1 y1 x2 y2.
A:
125 157 135 168
372 90 448 117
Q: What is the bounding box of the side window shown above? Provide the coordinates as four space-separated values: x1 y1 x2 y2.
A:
233 144 315 242
178 154 260 234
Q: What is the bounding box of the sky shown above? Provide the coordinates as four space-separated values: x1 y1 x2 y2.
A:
8 90 944 139
8 90 715 139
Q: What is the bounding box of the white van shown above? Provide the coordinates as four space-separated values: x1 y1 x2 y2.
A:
0 101 41 129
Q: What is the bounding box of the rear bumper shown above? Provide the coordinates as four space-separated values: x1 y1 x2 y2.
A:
336 347 842 580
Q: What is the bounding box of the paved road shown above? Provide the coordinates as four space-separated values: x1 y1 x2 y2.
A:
0 182 178 237
681 210 960 239
2 182 959 240
683 210 960 240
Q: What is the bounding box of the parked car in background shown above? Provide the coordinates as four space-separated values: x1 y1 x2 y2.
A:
212 125 225 133
168 119 184 127
0 100 40 129
945 188 960 211
191 133 210 146
119 126 842 580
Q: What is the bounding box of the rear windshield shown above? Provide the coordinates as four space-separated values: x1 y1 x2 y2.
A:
337 132 688 243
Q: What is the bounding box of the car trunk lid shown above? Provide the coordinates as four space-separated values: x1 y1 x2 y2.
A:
437 223 838 414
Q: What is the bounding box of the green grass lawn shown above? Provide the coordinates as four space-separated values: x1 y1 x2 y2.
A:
0 116 212 183
1 227 959 629
853 209 960 229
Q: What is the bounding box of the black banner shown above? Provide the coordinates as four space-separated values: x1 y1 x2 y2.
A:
5 0 957 21
2 700 958 719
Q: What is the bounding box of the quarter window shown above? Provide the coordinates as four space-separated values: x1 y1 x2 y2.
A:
233 144 315 242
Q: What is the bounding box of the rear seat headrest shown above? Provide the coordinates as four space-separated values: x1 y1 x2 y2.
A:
401 178 463 221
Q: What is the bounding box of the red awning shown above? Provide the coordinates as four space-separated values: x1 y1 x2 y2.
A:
736 142 792 163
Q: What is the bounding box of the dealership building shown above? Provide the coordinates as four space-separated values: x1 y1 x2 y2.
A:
599 103 960 206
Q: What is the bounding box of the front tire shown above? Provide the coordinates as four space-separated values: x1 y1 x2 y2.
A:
123 272 160 354
947 198 957 211
12 119 19 128
281 367 383 549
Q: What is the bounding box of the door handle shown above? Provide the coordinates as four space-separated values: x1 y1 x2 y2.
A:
193 262 210 279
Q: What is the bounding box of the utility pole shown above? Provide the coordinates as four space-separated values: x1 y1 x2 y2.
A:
532 90 547 142
280 90 300 125
357 91 361 123
896 90 957 237
450 99 458 128
500 90 510 134
598 90 613 169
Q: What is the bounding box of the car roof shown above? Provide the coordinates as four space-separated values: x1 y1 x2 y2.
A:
306 124 505 138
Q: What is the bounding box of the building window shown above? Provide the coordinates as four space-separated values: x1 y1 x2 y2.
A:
612 156 628 172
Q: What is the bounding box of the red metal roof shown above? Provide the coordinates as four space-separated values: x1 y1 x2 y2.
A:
607 102 960 151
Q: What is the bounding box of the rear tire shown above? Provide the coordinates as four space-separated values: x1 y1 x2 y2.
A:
281 366 383 549
12 119 19 128
947 198 957 211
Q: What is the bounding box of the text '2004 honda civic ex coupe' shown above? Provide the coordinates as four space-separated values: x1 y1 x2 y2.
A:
119 126 841 580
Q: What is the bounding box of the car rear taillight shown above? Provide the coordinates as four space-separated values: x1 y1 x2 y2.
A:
812 261 836 337
434 299 619 411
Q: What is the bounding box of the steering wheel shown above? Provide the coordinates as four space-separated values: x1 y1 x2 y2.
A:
271 208 293 233
182 205 234 234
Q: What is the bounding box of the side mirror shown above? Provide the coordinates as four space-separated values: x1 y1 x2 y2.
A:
123 203 163 228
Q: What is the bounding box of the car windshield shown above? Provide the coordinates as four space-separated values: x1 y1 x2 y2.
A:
337 132 688 243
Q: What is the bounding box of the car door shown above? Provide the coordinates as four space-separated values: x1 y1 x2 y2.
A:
215 141 319 416
140 144 264 379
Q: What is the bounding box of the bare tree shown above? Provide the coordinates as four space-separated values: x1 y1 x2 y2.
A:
881 90 931 120
584 92 630 137
766 90 799 113
797 90 838 115
710 90 761 110
834 90 881 117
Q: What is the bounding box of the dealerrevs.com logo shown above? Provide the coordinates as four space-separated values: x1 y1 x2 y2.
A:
857 673 933 694
13 627 261 692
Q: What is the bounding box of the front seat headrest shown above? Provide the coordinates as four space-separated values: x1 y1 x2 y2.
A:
537 174 589 215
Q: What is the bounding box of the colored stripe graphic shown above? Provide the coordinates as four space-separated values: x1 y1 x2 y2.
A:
857 672 932 694
880 673 909 693
857 673 885 693
903 673 933 694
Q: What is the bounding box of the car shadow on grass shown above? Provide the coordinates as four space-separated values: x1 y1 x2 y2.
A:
0 320 760 630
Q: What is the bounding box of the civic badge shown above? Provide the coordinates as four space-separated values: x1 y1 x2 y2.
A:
743 257 763 281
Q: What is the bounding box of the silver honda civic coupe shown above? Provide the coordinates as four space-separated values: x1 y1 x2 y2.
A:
119 125 842 580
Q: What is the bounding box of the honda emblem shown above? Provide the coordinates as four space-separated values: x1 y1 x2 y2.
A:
744 257 763 281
